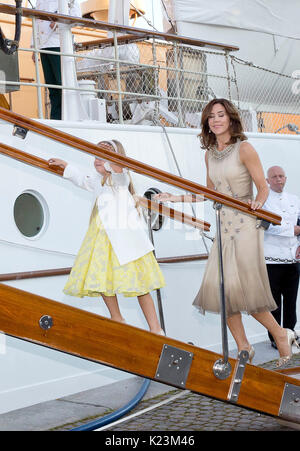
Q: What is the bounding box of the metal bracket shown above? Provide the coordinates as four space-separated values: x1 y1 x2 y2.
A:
227 350 249 403
39 315 53 330
12 125 28 139
155 344 193 388
279 383 300 423
213 359 232 380
256 219 270 230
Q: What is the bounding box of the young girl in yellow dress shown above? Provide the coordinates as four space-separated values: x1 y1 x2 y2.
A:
48 140 165 334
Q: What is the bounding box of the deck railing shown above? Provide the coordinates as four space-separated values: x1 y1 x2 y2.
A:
0 4 237 128
1 4 299 133
2 0 300 134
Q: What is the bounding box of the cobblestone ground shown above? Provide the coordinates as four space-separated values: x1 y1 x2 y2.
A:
107 391 293 431
65 355 300 432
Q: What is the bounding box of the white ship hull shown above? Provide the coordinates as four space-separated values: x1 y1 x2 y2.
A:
0 119 299 414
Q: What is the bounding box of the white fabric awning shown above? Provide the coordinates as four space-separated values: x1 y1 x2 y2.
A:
173 0 300 40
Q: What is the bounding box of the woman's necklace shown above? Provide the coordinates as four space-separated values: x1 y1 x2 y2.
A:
211 142 236 160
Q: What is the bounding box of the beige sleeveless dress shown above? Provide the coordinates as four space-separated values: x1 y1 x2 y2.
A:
193 140 277 317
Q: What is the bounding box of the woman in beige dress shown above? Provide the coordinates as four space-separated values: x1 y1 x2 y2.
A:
155 98 299 366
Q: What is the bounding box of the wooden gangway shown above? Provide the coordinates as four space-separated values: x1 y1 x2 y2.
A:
0 282 299 425
0 108 299 425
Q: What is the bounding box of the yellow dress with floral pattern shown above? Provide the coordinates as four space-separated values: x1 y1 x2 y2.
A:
64 205 165 298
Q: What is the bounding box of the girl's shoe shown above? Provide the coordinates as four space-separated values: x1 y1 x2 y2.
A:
157 329 165 336
276 329 300 368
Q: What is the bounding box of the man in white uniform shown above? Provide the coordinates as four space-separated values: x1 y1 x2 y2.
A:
264 166 300 348
32 1 82 119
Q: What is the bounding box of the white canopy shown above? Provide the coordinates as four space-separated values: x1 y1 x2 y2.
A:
173 0 300 40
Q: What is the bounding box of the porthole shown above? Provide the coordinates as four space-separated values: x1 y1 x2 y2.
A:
13 191 49 239
143 187 164 231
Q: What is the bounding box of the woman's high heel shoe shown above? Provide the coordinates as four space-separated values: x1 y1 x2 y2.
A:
239 346 255 364
157 329 165 336
276 329 300 368
248 346 255 364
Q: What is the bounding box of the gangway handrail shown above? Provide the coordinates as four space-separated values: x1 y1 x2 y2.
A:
0 140 64 175
0 107 281 226
137 196 210 231
0 3 239 53
0 140 210 231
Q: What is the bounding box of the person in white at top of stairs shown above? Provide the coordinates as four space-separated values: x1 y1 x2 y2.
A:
31 0 82 119
264 165 300 348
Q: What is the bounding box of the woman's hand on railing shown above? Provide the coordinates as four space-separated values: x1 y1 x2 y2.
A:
154 192 181 203
247 198 263 211
48 158 68 169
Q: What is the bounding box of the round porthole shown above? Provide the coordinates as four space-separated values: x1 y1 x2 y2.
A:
143 187 164 231
14 191 48 238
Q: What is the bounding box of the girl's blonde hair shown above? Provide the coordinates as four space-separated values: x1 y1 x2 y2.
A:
97 139 137 200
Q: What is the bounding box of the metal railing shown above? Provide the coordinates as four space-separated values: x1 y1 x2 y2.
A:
1 4 300 133
75 38 233 127
0 4 238 128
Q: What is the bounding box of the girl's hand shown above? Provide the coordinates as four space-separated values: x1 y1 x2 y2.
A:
48 158 67 169
154 192 178 202
248 199 263 210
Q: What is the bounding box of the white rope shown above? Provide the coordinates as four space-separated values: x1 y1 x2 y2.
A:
94 389 190 431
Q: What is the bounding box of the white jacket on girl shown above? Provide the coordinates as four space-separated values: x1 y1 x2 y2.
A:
63 164 154 265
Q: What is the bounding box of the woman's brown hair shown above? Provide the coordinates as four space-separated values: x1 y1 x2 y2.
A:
199 98 247 150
